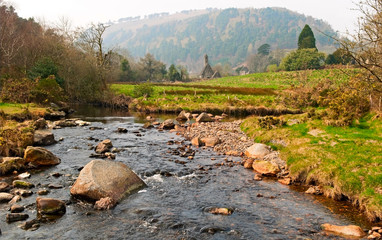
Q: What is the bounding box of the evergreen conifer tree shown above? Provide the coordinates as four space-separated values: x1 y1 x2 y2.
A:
298 24 317 50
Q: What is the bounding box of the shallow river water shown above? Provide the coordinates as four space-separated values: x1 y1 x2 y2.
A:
0 107 372 239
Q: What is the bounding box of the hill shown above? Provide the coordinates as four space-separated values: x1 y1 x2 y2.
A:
104 8 337 73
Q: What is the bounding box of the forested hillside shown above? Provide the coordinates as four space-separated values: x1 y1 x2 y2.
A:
104 8 337 72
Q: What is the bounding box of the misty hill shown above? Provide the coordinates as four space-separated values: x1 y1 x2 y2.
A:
104 8 337 73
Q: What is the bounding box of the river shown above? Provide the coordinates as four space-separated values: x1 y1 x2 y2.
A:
0 106 372 239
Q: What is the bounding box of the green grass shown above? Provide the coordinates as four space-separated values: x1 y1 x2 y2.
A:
111 68 360 113
0 102 47 115
241 113 382 220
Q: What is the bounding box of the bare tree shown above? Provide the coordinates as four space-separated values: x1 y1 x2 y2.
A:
340 0 382 88
77 23 112 89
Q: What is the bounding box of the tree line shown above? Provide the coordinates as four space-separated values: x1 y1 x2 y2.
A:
0 1 188 105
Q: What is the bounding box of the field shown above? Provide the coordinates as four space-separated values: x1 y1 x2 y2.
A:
111 68 359 113
0 103 47 116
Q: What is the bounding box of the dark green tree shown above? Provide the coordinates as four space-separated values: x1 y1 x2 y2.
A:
298 24 317 50
257 43 271 55
167 64 180 82
281 48 325 71
28 57 64 87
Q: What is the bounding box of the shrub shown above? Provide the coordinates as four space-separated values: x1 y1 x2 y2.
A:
132 83 154 98
280 49 325 71
0 78 35 103
30 75 65 104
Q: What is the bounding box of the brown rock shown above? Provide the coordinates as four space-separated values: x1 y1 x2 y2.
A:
10 204 24 213
94 197 115 210
196 112 214 122
160 119 175 130
34 118 47 130
201 137 220 147
70 160 146 204
37 189 50 195
243 159 254 169
0 192 14 203
225 151 240 156
368 231 382 239
245 143 271 159
254 174 262 181
24 146 61 166
191 137 203 147
322 224 366 238
95 139 113 154
305 186 324 195
6 213 29 223
33 130 56 146
278 177 292 185
176 111 189 121
9 195 21 205
209 207 233 215
252 160 280 176
36 197 66 216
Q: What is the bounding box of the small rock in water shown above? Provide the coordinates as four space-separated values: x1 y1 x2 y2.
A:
254 174 262 181
94 197 115 210
50 172 62 178
18 172 31 179
116 127 128 133
14 189 33 197
37 189 50 195
48 184 63 189
105 152 116 160
208 207 233 215
10 204 24 213
278 177 292 185
36 197 66 217
0 193 14 203
13 180 34 189
9 195 21 205
305 186 323 195
20 219 40 231
322 224 366 238
6 213 29 223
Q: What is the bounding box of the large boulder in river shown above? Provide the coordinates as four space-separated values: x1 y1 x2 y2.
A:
245 143 271 159
24 146 61 166
70 160 146 205
95 139 113 154
0 157 26 175
196 112 214 122
33 130 56 146
321 224 365 238
176 111 189 121
252 160 280 176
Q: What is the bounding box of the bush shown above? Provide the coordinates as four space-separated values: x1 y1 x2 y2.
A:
280 49 325 71
132 83 154 98
0 78 35 103
30 75 65 104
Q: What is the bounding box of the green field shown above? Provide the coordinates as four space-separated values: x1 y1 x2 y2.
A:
111 68 359 112
0 103 47 116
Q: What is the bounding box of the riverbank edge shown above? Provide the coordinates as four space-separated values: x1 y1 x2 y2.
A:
164 111 381 224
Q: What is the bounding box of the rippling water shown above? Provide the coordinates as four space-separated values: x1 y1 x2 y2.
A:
0 107 371 239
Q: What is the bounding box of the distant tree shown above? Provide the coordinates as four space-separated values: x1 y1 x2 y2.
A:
298 24 317 50
176 65 189 81
28 57 64 86
119 58 135 81
167 64 180 82
138 53 166 81
280 48 325 71
326 48 354 65
257 43 271 55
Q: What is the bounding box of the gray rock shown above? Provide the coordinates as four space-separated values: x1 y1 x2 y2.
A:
244 143 271 159
33 130 56 146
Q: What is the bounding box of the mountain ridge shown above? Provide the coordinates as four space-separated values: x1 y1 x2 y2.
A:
103 7 337 73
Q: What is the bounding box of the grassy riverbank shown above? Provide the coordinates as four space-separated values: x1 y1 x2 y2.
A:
0 103 47 116
242 113 382 221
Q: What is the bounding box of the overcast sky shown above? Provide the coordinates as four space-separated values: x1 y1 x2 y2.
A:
7 0 360 34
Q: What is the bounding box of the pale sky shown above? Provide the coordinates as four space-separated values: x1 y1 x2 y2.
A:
6 0 360 34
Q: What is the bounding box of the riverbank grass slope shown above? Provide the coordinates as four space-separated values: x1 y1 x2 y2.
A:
242 113 382 221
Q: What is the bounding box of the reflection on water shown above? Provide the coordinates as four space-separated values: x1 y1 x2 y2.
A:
0 105 373 239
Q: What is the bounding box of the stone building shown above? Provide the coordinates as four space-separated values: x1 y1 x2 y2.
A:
200 54 221 79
